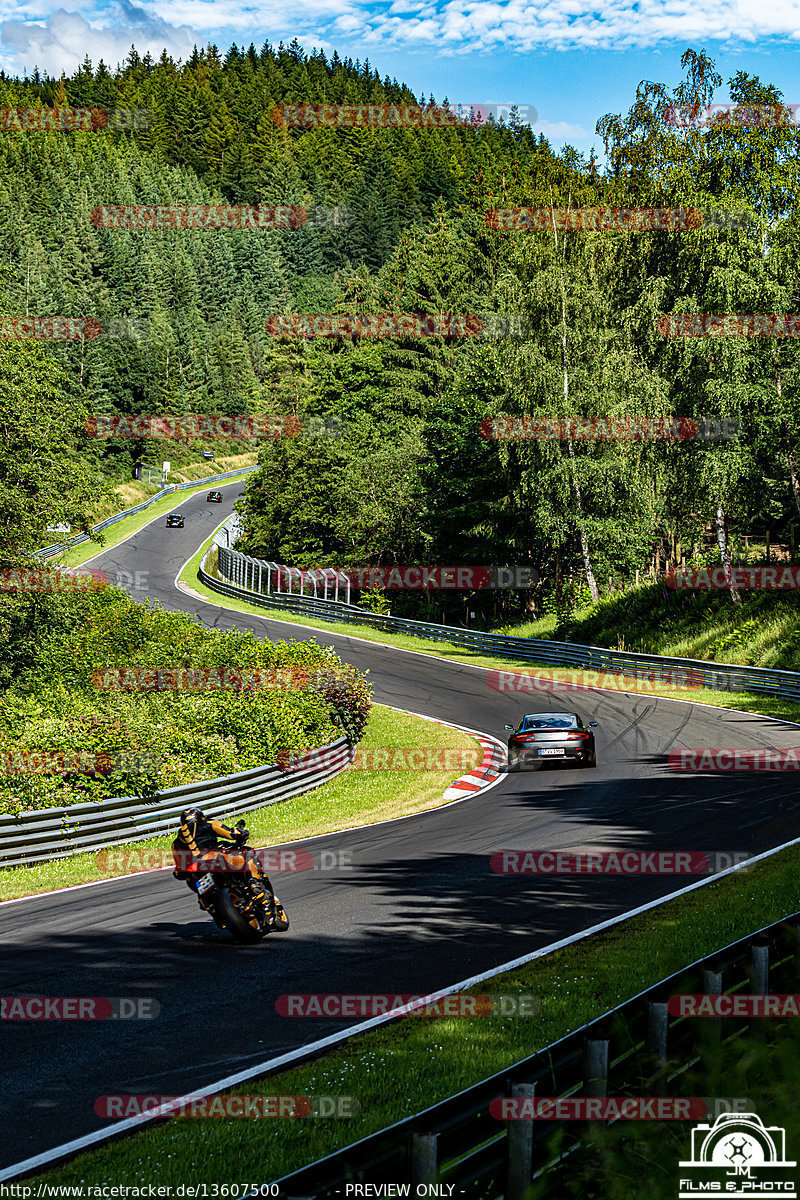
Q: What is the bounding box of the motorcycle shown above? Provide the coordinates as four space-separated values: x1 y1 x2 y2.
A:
183 820 289 943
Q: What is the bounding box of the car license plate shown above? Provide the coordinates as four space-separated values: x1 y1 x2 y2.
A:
539 748 565 756
196 875 214 895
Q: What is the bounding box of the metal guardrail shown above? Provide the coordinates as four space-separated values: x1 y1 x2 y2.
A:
202 545 800 704
273 914 800 1198
0 737 353 868
37 466 258 559
215 541 352 602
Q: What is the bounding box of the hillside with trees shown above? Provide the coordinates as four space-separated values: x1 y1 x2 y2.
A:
2 44 799 632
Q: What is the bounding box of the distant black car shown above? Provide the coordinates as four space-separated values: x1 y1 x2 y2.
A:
166 513 185 528
504 711 598 770
206 490 223 503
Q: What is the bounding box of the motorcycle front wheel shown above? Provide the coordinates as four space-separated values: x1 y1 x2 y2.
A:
271 898 290 932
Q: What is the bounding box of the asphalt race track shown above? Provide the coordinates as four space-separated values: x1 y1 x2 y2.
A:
3 481 800 1169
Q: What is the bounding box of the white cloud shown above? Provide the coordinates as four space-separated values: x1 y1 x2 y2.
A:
0 1 197 73
537 119 588 138
3 0 800 77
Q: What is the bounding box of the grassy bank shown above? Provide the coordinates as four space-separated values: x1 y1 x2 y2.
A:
0 705 479 901
494 584 800 672
29 835 800 1187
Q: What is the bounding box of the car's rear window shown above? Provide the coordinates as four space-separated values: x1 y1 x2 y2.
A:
521 713 578 730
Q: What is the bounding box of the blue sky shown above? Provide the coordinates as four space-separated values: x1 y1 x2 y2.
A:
2 0 800 159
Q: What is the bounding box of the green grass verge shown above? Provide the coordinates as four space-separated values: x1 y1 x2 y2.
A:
0 705 478 902
531 1020 800 1199
30 835 800 1186
51 471 256 570
181 543 800 727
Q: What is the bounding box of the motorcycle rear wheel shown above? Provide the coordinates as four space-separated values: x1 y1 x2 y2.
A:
217 888 264 943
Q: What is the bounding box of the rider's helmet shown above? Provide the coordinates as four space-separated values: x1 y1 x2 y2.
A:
180 807 205 825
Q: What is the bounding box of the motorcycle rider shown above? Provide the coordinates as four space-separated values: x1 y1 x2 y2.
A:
172 808 277 922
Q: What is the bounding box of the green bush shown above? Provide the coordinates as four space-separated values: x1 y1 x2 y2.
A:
0 586 372 817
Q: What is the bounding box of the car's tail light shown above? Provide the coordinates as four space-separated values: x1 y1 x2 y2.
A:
567 731 589 738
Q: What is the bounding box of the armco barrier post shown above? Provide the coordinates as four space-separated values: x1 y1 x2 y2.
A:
584 1037 609 1098
410 1132 438 1185
750 939 769 992
506 1082 536 1200
750 939 769 1041
702 967 723 1045
646 1000 669 1093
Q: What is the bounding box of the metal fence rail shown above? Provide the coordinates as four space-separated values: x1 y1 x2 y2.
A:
202 545 800 704
37 466 258 559
0 737 353 868
273 914 800 1199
